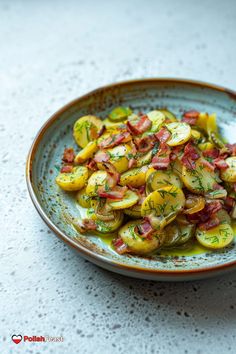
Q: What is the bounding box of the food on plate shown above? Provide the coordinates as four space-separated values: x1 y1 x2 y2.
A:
55 108 236 255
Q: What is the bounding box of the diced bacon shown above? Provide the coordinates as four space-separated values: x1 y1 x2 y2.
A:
224 196 235 213
213 158 229 170
60 165 73 173
182 111 200 125
98 186 128 200
113 238 128 254
98 132 131 149
127 115 152 135
203 148 219 159
94 150 109 163
226 143 236 156
198 215 220 230
181 142 200 169
102 162 120 185
201 158 215 171
151 142 171 170
134 134 156 153
233 183 236 192
136 221 154 239
128 158 137 168
213 183 224 190
155 127 171 143
187 200 222 224
62 148 75 163
182 110 199 125
86 158 97 171
82 219 97 230
97 125 106 138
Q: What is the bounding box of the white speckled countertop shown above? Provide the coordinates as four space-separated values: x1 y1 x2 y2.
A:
0 0 236 353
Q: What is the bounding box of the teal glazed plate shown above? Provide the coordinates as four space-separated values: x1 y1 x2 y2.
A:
26 79 236 281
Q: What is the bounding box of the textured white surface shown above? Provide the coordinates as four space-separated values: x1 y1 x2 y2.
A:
0 0 236 353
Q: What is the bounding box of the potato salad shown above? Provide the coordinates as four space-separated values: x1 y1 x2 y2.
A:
56 107 236 255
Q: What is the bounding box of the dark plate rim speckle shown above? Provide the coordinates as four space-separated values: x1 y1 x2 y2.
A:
26 78 236 279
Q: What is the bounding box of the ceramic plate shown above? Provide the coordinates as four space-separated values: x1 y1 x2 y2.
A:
26 78 236 281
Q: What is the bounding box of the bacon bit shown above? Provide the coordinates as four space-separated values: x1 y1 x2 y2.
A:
113 238 128 254
94 150 109 163
213 183 224 190
82 219 97 230
203 148 219 159
136 221 154 239
62 148 75 163
127 185 146 204
201 158 215 171
226 143 236 156
151 142 171 170
134 134 156 153
127 115 152 135
98 132 131 149
97 125 106 138
98 186 128 200
60 165 73 173
128 158 137 168
102 162 120 185
170 145 184 161
182 110 199 125
187 200 223 224
155 127 171 143
198 215 220 230
181 143 200 169
213 158 229 170
86 158 97 171
224 196 235 213
233 183 236 192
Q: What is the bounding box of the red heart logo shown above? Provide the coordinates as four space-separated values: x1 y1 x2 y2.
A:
12 334 22 344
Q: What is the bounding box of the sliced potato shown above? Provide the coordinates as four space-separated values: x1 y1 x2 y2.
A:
197 112 208 131
146 169 182 194
73 115 103 148
162 224 181 247
191 129 201 140
182 158 218 194
166 122 191 146
198 142 215 151
82 208 123 233
85 171 109 196
147 110 165 132
221 157 236 182
109 106 132 122
74 141 97 164
124 203 142 218
141 186 185 230
56 166 88 191
118 220 165 255
159 109 177 122
76 187 91 208
175 223 195 245
97 144 132 173
196 223 234 249
103 119 125 131
184 195 205 214
216 209 231 225
107 190 139 210
136 150 153 167
120 166 148 187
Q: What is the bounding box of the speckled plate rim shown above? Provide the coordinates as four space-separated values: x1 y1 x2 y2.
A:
26 78 236 279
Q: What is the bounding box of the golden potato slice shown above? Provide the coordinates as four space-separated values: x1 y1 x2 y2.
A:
147 110 165 132
141 186 185 230
120 166 148 187
74 141 97 164
76 187 91 208
97 144 132 173
118 220 165 255
196 223 234 249
107 190 139 210
146 169 182 194
221 157 236 182
182 158 218 194
166 122 191 146
56 166 88 191
85 171 109 197
73 115 103 148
